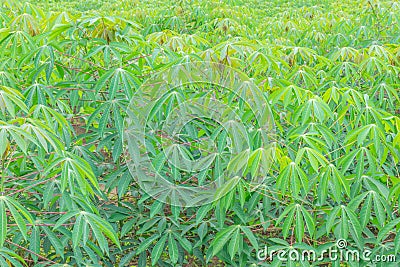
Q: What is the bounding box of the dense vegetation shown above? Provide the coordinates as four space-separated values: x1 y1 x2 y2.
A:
0 0 400 266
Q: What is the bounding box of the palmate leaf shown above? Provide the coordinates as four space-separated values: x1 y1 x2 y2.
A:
0 30 36 59
30 104 70 134
344 123 386 148
23 83 55 106
325 205 362 246
0 119 57 154
85 41 131 65
295 147 328 172
276 204 315 242
293 95 333 124
94 67 140 99
289 125 333 151
54 210 120 254
45 151 99 195
21 120 64 152
276 161 309 197
85 212 121 252
371 82 400 109
210 224 260 260
269 84 307 108
0 196 35 247
349 188 391 228
33 44 55 81
317 163 350 203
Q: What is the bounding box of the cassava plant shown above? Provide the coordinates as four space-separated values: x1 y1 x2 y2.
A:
0 0 399 266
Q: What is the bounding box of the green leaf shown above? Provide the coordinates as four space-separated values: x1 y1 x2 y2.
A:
72 215 84 248
213 176 241 202
295 206 305 242
6 202 27 240
344 206 362 242
211 225 236 256
377 217 400 243
136 234 159 255
241 226 258 251
301 206 315 238
168 233 178 264
326 206 340 234
42 226 64 258
196 204 212 224
0 200 6 247
173 232 192 254
151 234 167 266
54 210 81 229
227 228 241 260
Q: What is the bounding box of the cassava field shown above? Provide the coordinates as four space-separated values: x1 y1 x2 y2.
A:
0 0 400 266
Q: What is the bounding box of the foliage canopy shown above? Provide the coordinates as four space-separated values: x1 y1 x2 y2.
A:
0 0 399 266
